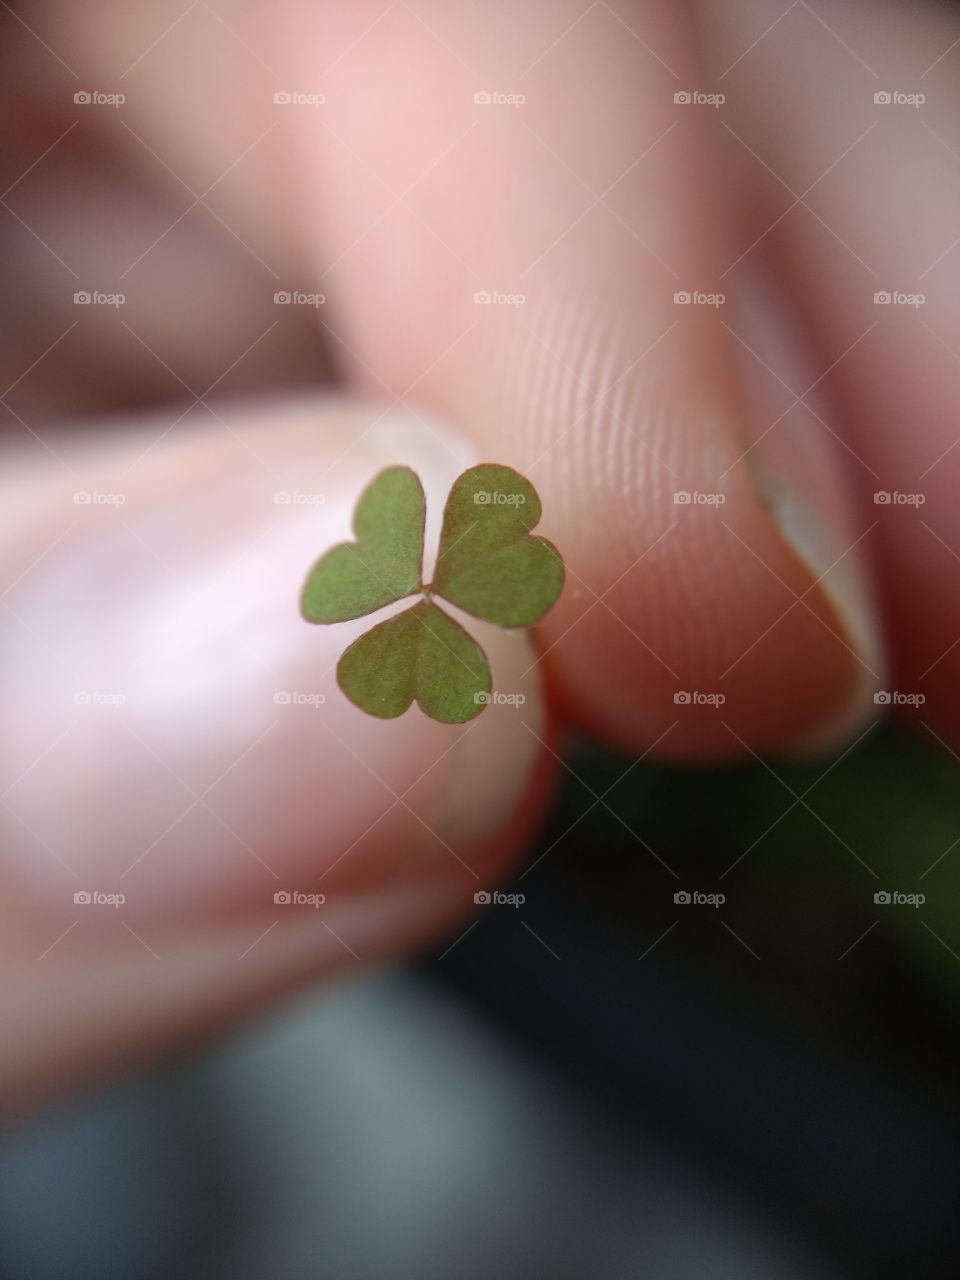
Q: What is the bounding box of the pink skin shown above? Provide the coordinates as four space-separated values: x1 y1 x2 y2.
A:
1 0 959 1111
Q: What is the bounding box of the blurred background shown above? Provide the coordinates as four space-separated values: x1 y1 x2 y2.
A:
1 727 959 1279
2 1 960 1277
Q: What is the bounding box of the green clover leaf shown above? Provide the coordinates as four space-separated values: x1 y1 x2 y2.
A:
300 462 564 723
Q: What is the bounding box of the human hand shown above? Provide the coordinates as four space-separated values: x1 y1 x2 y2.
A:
2 0 958 1110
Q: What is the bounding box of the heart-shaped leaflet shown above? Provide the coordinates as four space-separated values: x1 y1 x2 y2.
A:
432 464 564 627
300 466 425 623
336 599 491 723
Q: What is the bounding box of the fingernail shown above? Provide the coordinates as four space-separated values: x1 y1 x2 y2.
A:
733 273 885 754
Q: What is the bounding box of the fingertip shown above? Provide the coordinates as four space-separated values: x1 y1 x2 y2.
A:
0 397 552 933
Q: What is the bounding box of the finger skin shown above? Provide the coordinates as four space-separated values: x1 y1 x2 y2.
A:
276 0 879 759
41 0 878 761
0 399 549 921
0 876 465 1117
11 0 951 1109
700 0 960 746
0 399 555 1109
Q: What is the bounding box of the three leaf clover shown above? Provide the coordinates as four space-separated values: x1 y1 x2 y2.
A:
300 464 564 723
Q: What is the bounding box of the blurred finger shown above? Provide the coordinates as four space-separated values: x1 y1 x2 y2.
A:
0 397 551 1106
699 0 960 744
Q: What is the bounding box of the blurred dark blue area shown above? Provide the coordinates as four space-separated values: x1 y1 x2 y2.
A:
1 724 958 1280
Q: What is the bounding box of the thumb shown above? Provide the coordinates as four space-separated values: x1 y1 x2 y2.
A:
0 396 550 1107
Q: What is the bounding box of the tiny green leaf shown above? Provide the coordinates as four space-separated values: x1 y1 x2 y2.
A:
299 461 563 723
300 466 424 623
432 464 564 627
336 599 491 723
